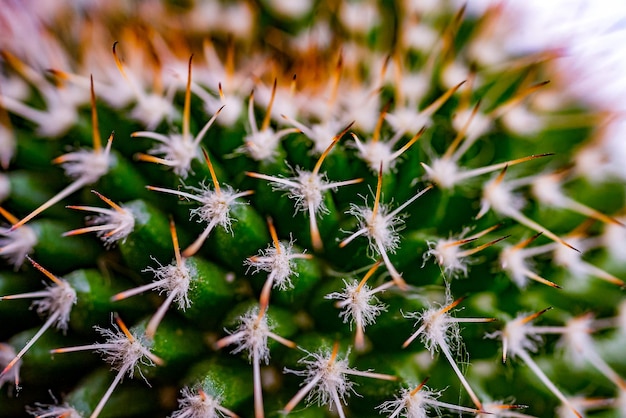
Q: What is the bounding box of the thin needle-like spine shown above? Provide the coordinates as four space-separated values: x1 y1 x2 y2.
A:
253 350 264 418
1 312 60 379
516 350 582 418
10 80 113 231
90 365 127 418
436 334 483 410
283 374 323 413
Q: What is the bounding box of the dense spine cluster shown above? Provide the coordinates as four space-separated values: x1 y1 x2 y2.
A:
0 1 625 417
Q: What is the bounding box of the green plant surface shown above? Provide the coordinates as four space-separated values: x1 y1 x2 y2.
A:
0 1 625 418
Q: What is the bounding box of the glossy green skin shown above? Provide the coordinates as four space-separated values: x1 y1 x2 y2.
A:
0 329 98 418
30 220 101 272
1 3 625 418
2 171 65 218
0 273 40 334
204 203 270 274
65 368 161 418
118 200 177 271
136 316 207 380
64 269 150 333
185 356 254 410
180 255 236 328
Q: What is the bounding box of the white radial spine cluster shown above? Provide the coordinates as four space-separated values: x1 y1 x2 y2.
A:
0 1 624 417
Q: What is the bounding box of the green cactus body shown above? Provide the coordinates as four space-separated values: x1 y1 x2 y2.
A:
0 1 625 418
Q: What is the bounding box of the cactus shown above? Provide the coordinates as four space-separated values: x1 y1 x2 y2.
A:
1 1 625 417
